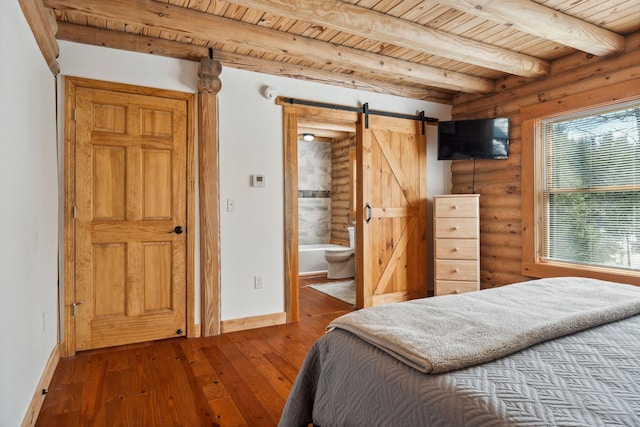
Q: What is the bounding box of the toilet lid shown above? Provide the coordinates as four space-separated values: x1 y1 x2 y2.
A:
324 248 353 254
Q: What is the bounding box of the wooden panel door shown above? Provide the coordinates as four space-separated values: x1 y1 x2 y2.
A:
356 114 427 308
74 86 187 351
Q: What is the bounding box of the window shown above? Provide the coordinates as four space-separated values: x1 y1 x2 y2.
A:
521 81 640 285
541 102 639 270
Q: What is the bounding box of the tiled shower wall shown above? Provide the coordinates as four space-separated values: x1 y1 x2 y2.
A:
298 139 331 245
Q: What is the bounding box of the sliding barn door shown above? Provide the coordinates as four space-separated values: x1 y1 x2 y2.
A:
74 86 188 351
356 114 427 308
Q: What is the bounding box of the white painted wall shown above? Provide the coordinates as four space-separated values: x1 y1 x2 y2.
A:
0 2 59 426
217 68 452 319
57 41 452 325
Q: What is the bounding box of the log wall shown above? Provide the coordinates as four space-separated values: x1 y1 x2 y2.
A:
331 136 356 245
450 32 640 290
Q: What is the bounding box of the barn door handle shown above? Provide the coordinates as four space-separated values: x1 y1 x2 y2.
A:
170 226 184 234
365 203 372 224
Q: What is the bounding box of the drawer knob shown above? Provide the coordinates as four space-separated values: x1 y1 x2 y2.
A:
452 226 459 231
453 289 460 294
452 205 458 210
453 247 459 252
453 268 460 273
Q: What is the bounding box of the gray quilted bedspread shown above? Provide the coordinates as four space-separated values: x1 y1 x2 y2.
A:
329 277 640 374
279 314 640 426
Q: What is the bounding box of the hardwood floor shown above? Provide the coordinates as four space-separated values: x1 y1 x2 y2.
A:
36 279 353 426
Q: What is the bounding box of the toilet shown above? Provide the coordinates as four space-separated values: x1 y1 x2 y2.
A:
324 227 355 279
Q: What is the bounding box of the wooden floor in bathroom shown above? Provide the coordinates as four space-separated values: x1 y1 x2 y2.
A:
298 272 347 287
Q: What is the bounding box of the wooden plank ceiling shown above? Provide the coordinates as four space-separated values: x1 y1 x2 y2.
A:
43 0 639 107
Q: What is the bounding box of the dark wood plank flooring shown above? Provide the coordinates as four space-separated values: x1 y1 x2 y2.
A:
36 277 353 426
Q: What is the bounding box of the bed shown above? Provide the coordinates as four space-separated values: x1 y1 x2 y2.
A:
279 277 640 426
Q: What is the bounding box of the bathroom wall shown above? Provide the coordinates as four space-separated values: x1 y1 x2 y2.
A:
298 139 332 244
331 136 356 244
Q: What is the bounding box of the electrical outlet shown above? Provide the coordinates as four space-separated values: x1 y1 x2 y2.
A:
254 275 263 289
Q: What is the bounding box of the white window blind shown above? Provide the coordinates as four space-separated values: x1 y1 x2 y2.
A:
541 102 640 271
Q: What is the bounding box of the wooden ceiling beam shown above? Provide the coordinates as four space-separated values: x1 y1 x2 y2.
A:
43 0 494 94
19 0 60 75
434 0 625 56
55 22 454 103
55 21 210 62
224 0 549 78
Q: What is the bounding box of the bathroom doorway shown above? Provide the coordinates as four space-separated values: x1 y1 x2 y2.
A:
296 119 357 309
281 102 359 322
281 100 428 322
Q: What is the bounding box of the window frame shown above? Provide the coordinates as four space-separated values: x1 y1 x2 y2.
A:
521 79 640 286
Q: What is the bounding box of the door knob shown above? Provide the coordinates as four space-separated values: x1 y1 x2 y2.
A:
171 226 184 234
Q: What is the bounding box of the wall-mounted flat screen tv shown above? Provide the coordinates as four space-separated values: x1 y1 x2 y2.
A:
437 117 509 160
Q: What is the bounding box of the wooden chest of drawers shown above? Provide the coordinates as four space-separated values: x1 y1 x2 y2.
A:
433 194 480 296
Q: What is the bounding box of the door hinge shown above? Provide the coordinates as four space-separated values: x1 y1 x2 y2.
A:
73 108 77 121
72 301 83 316
73 205 77 219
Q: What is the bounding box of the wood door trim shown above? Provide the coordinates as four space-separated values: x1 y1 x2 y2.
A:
280 99 357 322
63 76 196 356
198 58 222 336
283 107 299 323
